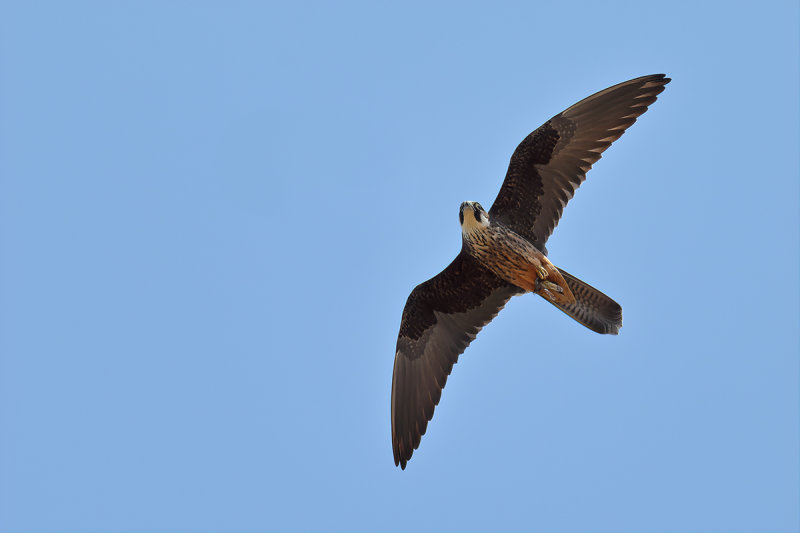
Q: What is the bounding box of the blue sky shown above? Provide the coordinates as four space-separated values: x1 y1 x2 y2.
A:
1 2 797 532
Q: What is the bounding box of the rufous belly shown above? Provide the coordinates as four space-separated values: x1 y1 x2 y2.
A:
465 226 576 306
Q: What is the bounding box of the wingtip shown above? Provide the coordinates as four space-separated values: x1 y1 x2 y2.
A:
393 441 411 470
394 454 408 470
639 74 671 91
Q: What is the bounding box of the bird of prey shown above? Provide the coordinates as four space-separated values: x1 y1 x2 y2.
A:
391 74 670 469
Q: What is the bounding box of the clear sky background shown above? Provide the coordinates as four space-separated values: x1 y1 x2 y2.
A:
1 2 798 532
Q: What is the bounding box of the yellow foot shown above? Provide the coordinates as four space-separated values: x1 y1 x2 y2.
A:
541 280 563 294
536 265 549 279
535 278 564 301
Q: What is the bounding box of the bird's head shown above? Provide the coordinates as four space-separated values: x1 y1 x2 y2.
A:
459 201 489 232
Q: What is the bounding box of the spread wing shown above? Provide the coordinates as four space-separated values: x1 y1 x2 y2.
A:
391 251 522 469
489 74 670 252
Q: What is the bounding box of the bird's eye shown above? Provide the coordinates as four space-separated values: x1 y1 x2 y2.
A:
475 203 483 211
473 208 482 222
459 210 464 225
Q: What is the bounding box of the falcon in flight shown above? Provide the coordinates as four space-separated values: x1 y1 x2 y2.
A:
391 74 670 469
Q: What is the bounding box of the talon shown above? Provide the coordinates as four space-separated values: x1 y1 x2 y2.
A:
541 280 563 294
536 265 549 279
534 278 564 301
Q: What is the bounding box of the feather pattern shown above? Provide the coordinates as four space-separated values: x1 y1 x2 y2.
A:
392 252 522 469
547 268 623 334
489 74 670 252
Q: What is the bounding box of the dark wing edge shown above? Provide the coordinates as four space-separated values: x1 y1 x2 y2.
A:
391 251 522 469
490 74 671 250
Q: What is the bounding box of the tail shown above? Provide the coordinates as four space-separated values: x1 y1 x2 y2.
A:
545 268 622 335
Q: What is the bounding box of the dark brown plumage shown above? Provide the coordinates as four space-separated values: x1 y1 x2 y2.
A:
392 252 522 467
392 74 670 469
490 74 670 252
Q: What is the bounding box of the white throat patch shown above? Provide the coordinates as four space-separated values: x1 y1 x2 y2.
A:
461 207 489 235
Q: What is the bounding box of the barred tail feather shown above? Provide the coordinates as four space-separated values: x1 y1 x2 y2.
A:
547 268 622 335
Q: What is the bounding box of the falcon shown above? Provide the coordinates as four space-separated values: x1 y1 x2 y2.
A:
391 74 670 469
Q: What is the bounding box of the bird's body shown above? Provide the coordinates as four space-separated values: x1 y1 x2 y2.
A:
391 74 670 469
459 201 574 306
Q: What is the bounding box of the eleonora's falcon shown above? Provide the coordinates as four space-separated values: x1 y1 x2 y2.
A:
391 74 670 469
